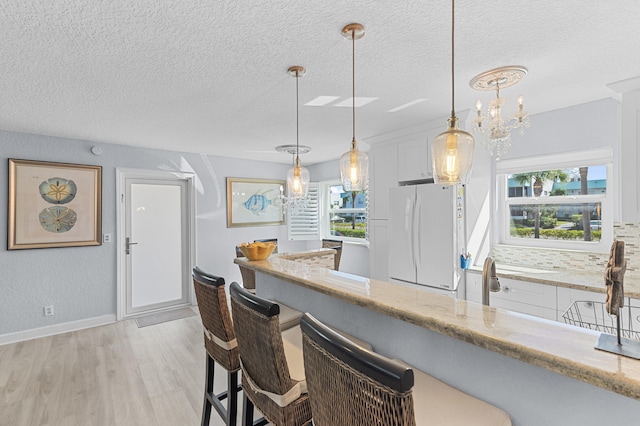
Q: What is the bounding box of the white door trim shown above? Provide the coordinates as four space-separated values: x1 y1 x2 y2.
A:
116 168 196 321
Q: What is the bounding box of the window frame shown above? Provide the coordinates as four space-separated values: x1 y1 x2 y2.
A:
319 179 368 243
496 148 613 252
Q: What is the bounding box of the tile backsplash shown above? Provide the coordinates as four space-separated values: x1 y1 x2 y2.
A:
492 223 639 279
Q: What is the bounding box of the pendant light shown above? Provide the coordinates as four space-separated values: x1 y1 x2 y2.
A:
339 23 369 192
286 66 310 199
431 0 475 185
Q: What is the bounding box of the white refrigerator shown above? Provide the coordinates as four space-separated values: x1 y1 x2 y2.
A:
388 183 460 296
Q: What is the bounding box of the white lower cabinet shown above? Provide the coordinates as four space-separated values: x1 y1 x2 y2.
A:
465 272 557 321
369 219 389 281
557 287 604 317
558 286 640 335
466 272 639 325
491 278 557 321
465 271 482 304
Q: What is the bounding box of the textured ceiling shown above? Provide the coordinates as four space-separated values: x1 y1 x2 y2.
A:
1 1 639 164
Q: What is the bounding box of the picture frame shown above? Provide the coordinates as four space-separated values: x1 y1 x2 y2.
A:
226 177 285 227
8 159 102 250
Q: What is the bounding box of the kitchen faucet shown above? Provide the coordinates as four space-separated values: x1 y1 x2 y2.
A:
482 257 501 306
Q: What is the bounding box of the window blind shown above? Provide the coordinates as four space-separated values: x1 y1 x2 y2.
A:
287 183 319 240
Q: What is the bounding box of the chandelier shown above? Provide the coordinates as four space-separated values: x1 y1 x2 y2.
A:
470 66 530 159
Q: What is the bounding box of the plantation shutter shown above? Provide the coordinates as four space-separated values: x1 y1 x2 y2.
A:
287 183 319 240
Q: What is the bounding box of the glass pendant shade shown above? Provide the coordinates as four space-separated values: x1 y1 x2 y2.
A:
283 65 310 203
339 23 368 192
340 139 369 191
432 117 474 185
286 157 310 198
431 0 474 185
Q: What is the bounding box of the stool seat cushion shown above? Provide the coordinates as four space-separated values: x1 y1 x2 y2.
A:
281 326 306 383
282 324 372 383
277 302 304 331
410 365 511 426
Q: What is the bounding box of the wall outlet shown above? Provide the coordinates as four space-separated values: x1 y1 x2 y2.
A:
103 233 111 243
44 305 54 316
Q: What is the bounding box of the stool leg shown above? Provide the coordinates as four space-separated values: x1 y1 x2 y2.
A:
226 371 239 426
201 353 214 426
242 393 254 426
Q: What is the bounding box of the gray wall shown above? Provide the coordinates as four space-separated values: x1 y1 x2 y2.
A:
497 97 618 161
0 130 315 335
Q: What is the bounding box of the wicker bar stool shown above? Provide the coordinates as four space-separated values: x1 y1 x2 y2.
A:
300 313 512 426
229 282 312 426
192 267 242 426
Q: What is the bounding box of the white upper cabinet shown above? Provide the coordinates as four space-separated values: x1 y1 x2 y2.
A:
370 143 398 220
397 138 432 183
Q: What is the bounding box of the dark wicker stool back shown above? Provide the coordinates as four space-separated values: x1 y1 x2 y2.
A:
229 282 312 426
192 267 241 426
300 313 416 426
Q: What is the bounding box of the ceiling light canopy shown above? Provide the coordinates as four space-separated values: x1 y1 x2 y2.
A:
286 65 310 200
470 65 530 159
339 23 369 192
431 0 474 186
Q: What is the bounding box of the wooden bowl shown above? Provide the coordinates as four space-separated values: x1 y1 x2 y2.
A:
237 242 276 261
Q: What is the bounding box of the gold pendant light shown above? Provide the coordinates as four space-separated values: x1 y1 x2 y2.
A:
339 23 369 192
286 66 310 199
432 0 475 185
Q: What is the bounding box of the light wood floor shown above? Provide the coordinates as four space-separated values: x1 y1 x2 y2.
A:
0 310 242 426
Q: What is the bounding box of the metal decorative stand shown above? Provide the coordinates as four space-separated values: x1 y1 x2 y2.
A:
594 240 640 359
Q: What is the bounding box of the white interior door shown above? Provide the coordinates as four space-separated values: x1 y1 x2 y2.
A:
117 170 194 318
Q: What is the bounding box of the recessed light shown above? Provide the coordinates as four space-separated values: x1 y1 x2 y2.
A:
333 97 379 107
387 98 427 113
305 96 340 106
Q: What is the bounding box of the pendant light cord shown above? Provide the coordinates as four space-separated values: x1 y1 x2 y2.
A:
352 29 356 143
295 69 300 163
450 0 456 118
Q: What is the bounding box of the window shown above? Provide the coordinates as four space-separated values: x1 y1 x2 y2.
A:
321 180 367 241
496 148 612 252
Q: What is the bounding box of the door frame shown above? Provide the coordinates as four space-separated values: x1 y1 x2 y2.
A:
116 168 196 321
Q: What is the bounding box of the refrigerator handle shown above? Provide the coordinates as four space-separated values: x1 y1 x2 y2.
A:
413 193 421 268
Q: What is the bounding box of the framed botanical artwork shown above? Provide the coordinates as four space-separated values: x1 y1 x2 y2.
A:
226 177 285 227
8 159 102 250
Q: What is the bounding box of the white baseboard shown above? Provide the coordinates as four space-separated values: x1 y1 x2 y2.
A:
0 314 117 346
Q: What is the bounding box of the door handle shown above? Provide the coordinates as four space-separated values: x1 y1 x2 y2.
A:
126 237 138 255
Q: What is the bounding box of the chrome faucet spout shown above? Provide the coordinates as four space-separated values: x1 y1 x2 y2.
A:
482 257 501 306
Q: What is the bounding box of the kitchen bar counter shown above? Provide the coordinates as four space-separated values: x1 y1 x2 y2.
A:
235 253 640 424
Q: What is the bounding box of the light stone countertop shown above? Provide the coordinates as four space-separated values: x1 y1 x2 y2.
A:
276 248 336 260
235 253 640 401
467 264 640 299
